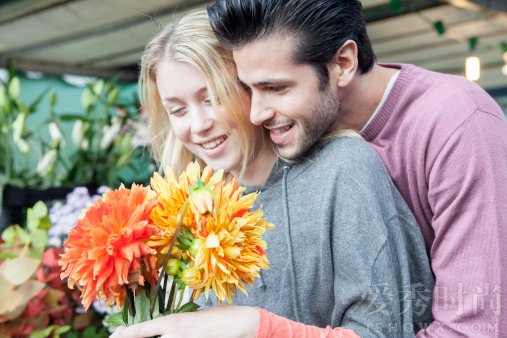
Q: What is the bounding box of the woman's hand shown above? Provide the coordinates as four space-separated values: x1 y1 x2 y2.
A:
109 305 259 338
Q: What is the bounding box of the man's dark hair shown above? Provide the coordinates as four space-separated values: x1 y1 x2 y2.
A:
207 0 376 84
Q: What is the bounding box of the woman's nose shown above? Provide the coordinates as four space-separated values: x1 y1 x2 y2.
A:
190 107 214 134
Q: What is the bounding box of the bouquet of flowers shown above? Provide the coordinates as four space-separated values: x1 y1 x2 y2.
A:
58 162 273 326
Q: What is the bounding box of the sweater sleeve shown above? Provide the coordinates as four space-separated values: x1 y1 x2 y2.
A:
417 111 507 337
255 308 360 338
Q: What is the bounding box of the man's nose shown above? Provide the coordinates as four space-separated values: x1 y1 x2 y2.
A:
250 94 275 126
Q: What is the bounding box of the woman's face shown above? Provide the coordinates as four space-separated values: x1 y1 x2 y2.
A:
156 59 245 173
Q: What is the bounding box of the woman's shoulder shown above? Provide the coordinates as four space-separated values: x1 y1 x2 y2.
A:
313 136 386 174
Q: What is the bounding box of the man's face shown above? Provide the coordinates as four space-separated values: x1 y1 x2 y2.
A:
233 33 341 159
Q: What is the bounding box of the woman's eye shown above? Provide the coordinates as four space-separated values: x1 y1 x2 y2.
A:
169 107 186 115
203 97 212 105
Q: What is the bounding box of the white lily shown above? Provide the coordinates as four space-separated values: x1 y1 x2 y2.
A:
49 122 65 146
100 118 121 150
36 149 58 175
72 120 84 147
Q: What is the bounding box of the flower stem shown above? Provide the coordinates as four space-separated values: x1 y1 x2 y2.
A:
149 201 188 316
166 280 177 313
175 285 185 312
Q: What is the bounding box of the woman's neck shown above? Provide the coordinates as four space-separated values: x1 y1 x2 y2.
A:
236 140 277 186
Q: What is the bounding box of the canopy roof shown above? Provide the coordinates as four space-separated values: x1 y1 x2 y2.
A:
1 0 507 91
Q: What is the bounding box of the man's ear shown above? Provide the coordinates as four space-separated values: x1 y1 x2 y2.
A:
328 40 358 88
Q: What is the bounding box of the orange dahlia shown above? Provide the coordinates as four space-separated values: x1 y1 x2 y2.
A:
59 184 160 309
148 161 224 257
188 178 274 304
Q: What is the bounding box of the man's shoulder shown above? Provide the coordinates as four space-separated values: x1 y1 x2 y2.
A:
401 64 503 121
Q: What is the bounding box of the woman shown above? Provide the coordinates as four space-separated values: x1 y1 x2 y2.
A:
112 10 434 338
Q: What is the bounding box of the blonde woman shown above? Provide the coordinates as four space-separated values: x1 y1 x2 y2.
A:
112 10 434 338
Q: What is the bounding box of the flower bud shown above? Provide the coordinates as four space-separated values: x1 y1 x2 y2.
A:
100 118 121 150
189 187 213 215
189 238 203 258
81 87 94 110
12 112 26 139
49 122 64 146
72 120 84 147
8 76 20 100
93 80 104 96
165 258 180 276
37 149 58 175
181 267 201 286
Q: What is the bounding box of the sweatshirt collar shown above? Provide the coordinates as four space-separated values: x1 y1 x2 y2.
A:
360 63 413 141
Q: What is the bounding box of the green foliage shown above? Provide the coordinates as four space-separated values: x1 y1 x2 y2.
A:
0 70 152 206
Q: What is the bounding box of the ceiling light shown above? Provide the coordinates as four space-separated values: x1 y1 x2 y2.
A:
466 56 481 81
465 37 480 82
501 42 507 76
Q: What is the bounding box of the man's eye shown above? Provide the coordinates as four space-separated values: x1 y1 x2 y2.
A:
269 86 287 93
239 82 252 94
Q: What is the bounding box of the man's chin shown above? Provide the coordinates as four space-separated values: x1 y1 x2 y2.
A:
276 145 301 160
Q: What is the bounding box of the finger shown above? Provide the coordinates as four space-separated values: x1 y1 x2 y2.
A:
110 318 167 338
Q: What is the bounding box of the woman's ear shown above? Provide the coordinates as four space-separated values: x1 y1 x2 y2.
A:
328 40 359 88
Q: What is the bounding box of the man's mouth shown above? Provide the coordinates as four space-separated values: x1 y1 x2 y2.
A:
270 125 293 134
265 123 294 144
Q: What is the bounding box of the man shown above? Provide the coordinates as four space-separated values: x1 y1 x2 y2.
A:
207 0 507 337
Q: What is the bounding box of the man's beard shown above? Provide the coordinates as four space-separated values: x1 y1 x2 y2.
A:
278 87 340 160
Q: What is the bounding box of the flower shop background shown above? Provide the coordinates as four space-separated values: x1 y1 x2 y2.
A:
0 68 154 336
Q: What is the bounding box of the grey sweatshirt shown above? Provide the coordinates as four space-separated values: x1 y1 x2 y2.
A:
228 137 435 337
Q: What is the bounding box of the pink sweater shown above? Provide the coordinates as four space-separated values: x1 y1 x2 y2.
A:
361 64 507 337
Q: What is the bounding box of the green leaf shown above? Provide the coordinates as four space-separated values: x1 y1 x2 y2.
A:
50 91 57 106
0 251 17 259
107 86 120 105
26 201 49 232
1 226 17 244
30 325 54 338
103 312 125 328
32 201 48 220
122 297 129 325
0 87 7 111
176 301 200 313
53 325 70 338
83 327 108 338
59 114 87 121
133 288 152 324
37 216 52 231
28 86 50 113
1 225 30 245
31 228 49 249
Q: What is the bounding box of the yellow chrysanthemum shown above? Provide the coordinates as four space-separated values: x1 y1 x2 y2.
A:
188 178 274 304
148 161 223 258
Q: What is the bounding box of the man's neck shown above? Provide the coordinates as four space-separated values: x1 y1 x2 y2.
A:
331 64 398 132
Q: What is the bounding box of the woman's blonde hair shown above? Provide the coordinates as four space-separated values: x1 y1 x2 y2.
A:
139 10 256 176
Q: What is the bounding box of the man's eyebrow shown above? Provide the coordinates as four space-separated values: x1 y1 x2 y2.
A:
251 79 294 88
